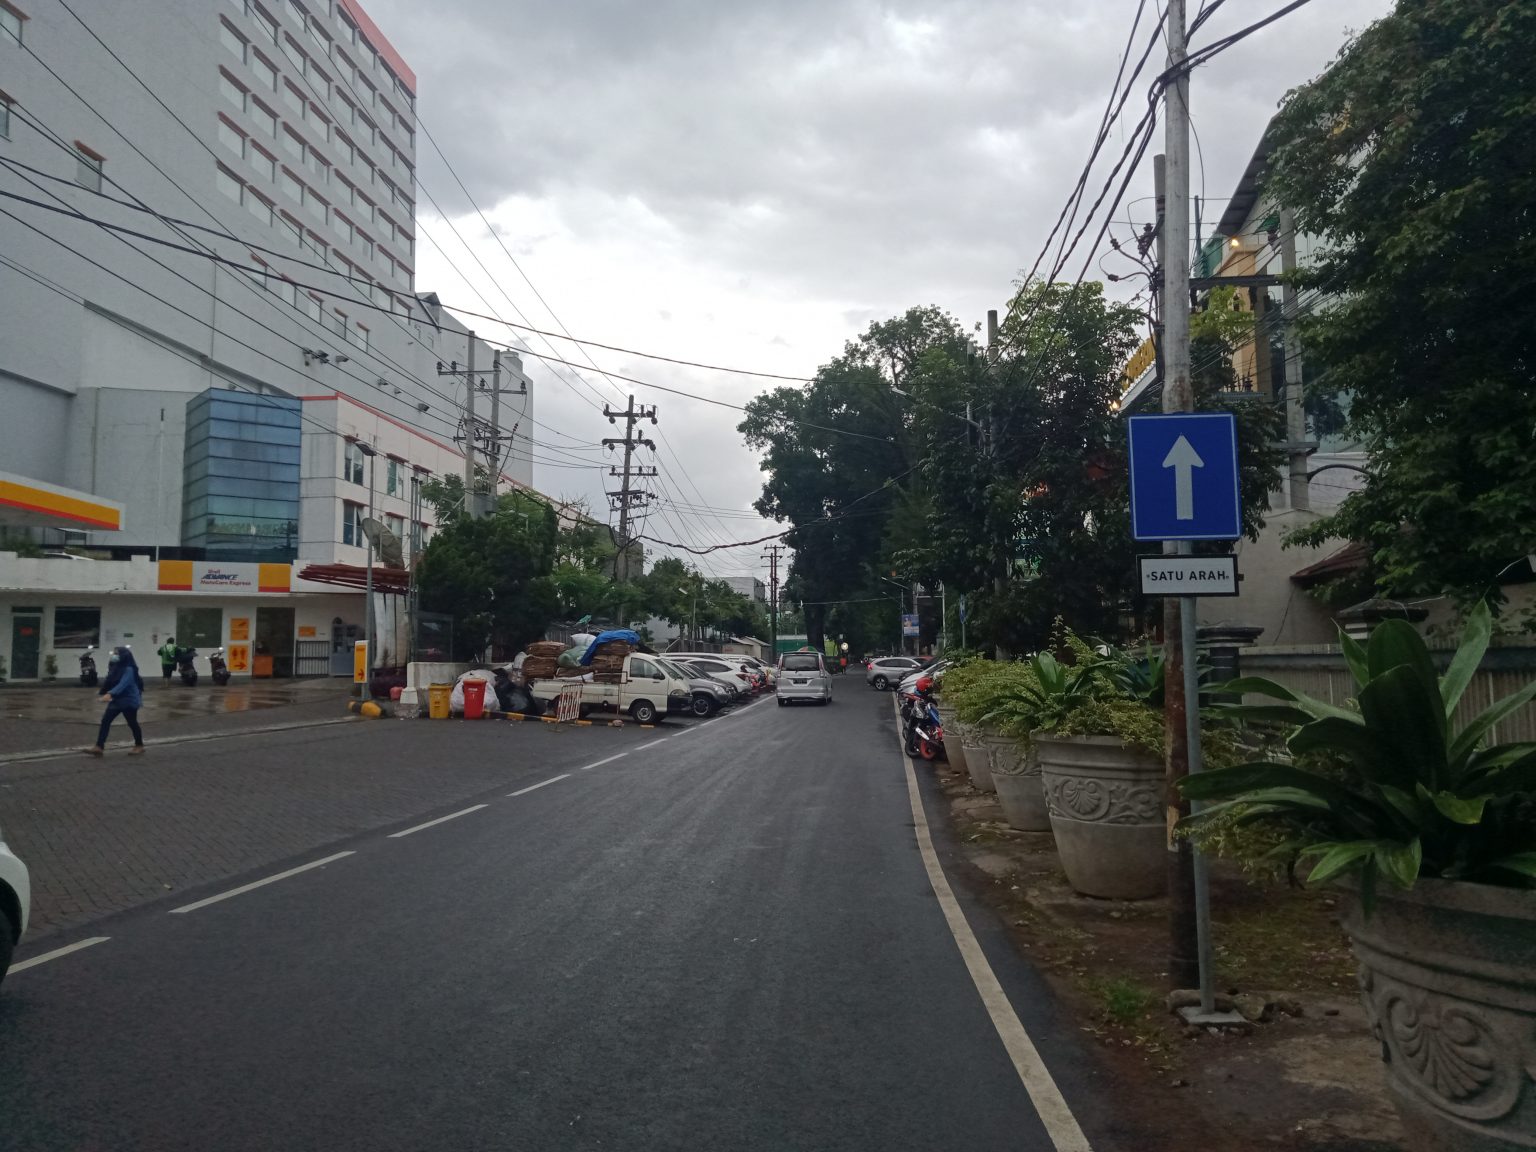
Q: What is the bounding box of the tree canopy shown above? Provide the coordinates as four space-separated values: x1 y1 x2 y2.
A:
1269 0 1536 607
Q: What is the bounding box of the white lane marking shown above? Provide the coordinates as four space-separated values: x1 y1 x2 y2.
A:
508 774 571 795
578 753 628 772
674 725 698 735
634 738 669 751
169 852 356 914
894 699 1092 1152
7 936 111 974
387 804 489 839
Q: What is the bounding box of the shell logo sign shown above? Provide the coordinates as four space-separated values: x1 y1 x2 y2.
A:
158 561 292 594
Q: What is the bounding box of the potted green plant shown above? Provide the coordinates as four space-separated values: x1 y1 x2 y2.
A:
1029 634 1183 898
943 660 1026 793
1182 604 1536 1152
980 652 1099 832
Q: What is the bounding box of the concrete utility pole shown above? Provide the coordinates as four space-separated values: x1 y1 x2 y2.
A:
986 308 1009 661
1278 207 1311 512
1160 0 1221 1021
485 349 529 503
762 543 783 657
602 396 658 581
436 332 485 517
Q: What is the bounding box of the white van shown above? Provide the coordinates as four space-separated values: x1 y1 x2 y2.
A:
777 650 832 706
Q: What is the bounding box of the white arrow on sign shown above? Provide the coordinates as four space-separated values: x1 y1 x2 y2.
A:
1162 435 1205 521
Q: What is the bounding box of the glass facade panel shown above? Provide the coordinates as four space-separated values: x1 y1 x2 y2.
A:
181 388 301 561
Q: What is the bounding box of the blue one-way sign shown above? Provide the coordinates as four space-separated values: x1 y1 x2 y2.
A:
1127 413 1242 541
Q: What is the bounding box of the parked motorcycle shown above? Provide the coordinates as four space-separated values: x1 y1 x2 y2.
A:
209 648 230 686
78 646 98 687
900 676 945 761
176 645 199 686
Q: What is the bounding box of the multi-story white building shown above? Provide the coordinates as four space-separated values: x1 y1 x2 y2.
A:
0 0 536 679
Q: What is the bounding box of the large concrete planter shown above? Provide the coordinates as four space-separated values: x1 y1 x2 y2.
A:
990 743 1050 832
1341 879 1536 1152
936 706 968 776
959 726 992 792
1035 733 1165 900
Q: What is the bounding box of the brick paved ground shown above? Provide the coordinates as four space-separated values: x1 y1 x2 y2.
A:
0 715 632 941
0 680 348 758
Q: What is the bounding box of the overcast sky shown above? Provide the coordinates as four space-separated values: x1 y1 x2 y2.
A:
365 0 1392 584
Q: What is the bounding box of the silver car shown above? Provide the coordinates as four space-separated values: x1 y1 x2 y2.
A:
866 656 921 690
777 651 832 706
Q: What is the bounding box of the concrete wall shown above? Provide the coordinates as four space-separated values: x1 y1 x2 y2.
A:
1196 506 1339 646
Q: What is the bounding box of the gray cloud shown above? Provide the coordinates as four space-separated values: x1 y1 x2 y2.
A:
363 0 1392 571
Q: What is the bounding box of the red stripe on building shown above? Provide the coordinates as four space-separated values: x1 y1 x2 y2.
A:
337 0 416 95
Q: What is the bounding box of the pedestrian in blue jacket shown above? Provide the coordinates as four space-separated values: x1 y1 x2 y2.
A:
87 647 146 756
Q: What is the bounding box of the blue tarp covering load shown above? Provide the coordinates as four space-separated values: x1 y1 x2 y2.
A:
579 629 643 666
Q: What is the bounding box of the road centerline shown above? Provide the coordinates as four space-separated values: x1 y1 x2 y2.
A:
387 805 489 839
7 936 111 975
508 774 571 796
633 738 669 751
893 697 1092 1152
169 852 356 914
578 753 629 771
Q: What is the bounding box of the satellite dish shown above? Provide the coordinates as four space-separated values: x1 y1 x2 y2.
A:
360 517 405 568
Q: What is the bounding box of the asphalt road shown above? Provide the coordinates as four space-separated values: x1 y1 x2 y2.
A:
1 691 1116 1151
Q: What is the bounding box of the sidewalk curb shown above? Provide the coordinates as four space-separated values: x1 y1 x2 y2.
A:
0 715 359 766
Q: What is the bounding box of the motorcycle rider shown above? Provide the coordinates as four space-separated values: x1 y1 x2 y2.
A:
157 637 177 685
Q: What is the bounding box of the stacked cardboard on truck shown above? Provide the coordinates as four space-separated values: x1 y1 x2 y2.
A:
590 638 633 684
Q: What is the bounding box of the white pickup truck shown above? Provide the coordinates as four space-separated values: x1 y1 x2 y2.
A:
527 653 693 724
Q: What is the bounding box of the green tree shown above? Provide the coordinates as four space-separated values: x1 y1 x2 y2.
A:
1267 0 1536 608
414 490 559 659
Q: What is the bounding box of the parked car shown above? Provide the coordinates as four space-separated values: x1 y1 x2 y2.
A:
866 656 922 690
777 650 833 706
897 659 952 695
673 654 757 695
0 820 31 990
655 657 731 718
679 659 745 700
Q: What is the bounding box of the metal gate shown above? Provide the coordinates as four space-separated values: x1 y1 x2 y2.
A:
295 639 331 677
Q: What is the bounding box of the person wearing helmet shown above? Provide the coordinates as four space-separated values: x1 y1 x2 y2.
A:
87 647 146 756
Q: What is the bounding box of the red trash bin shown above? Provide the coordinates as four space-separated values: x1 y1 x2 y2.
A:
462 679 487 720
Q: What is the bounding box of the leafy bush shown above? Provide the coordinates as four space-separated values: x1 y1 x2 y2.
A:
1183 603 1536 894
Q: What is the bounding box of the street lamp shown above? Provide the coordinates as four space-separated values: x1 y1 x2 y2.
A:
677 584 698 647
878 575 917 656
358 442 377 700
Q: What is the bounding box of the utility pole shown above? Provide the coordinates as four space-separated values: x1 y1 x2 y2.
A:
1160 0 1219 1018
602 396 658 581
436 333 484 517
987 308 1009 661
1278 207 1311 513
485 348 529 503
762 543 783 658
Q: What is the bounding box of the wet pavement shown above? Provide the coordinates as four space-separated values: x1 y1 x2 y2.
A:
0 679 350 758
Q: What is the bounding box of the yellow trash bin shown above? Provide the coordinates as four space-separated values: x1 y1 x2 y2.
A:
427 683 453 720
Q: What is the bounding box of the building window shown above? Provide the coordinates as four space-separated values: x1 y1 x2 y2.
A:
52 606 101 648
219 19 247 63
250 98 278 137
249 143 276 181
280 168 303 203
1 3 24 46
175 606 224 649
385 513 404 541
217 165 244 205
1 97 14 140
219 71 247 114
72 143 103 192
282 80 304 114
218 119 245 159
385 458 402 496
343 440 364 484
251 2 278 42
252 50 278 90
247 189 273 225
329 309 347 336
302 292 322 321
341 499 364 546
348 323 368 350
